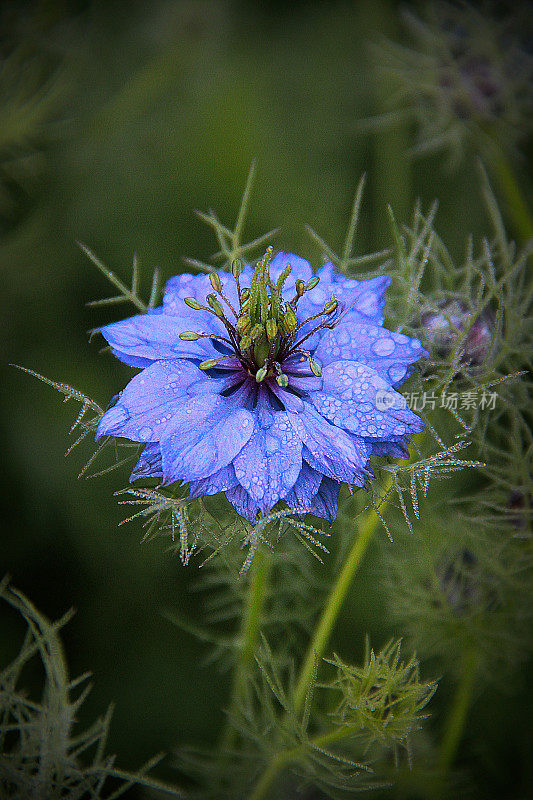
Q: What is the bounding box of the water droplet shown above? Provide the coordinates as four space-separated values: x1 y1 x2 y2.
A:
372 337 395 356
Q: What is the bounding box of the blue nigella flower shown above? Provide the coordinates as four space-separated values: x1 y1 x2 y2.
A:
96 250 428 523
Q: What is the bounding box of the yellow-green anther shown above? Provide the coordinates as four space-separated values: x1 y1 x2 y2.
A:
199 357 223 370
255 366 268 383
276 373 289 388
231 259 243 279
207 294 224 316
179 331 200 341
296 279 305 297
306 276 319 290
241 289 250 301
281 309 298 334
209 272 222 293
324 296 337 315
236 314 251 334
250 323 264 341
310 358 322 377
266 319 278 342
184 297 202 310
239 335 252 351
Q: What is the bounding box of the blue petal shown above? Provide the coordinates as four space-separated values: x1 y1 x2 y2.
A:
366 439 410 458
310 477 341 522
96 359 211 442
226 485 261 522
309 360 424 439
314 323 428 386
297 271 391 328
100 312 223 366
282 462 323 513
130 443 162 480
188 464 239 498
269 252 313 299
160 393 254 482
287 402 368 484
233 398 302 514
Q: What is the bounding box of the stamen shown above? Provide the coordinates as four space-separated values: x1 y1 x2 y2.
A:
184 297 203 310
236 314 251 334
198 356 233 370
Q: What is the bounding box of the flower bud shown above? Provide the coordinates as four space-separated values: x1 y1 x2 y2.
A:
421 298 495 369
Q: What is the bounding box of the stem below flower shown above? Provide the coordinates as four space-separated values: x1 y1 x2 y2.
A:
219 548 271 752
249 727 351 800
293 473 394 714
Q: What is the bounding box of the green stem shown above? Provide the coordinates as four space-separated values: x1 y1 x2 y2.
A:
219 549 270 752
293 473 394 715
437 645 479 784
488 146 533 244
249 727 351 800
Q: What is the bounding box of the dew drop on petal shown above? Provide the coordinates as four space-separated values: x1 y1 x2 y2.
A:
372 337 395 356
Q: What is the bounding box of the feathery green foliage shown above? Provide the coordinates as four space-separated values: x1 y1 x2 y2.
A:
0 578 182 799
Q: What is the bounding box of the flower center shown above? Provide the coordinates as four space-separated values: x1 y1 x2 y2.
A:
179 248 339 386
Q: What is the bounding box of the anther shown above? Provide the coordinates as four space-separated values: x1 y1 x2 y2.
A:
309 358 322 377
209 272 222 293
236 314 251 334
296 279 305 297
179 332 200 341
184 297 203 310
250 323 264 341
266 319 278 342
239 335 252 351
281 310 298 334
231 259 243 279
199 357 225 370
207 294 224 317
306 276 319 291
255 366 268 383
276 373 289 388
324 296 338 315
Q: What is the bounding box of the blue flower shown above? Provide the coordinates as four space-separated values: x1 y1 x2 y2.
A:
96 251 427 523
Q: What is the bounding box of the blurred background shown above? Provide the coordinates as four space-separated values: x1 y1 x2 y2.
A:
1 1 531 797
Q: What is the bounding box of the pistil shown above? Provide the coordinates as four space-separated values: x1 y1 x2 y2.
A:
178 251 341 384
